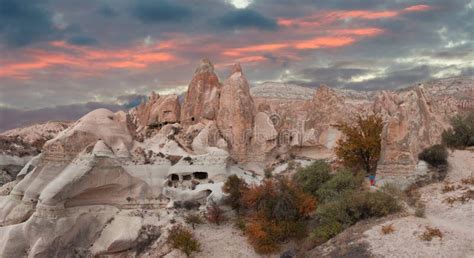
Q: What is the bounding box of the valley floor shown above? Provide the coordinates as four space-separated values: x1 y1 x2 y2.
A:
311 150 474 258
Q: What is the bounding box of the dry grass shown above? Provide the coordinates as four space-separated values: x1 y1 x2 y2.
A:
461 177 474 185
443 189 474 206
381 224 395 235
420 227 443 241
441 184 456 193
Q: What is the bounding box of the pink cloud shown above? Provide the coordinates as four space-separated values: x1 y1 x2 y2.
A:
0 41 176 79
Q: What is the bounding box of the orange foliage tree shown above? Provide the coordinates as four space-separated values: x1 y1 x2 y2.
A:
335 114 384 175
242 178 317 253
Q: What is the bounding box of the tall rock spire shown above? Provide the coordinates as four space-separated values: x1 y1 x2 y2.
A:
181 59 221 126
216 63 256 161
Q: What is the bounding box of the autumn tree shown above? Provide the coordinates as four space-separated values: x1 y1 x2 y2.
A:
222 175 248 212
335 114 384 175
206 199 226 225
242 178 317 253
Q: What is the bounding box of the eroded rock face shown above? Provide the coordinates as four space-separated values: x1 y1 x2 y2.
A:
376 85 455 176
131 92 181 134
181 59 221 126
217 64 256 161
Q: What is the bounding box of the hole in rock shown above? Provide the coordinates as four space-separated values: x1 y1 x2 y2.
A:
183 175 192 181
171 174 179 181
193 172 208 180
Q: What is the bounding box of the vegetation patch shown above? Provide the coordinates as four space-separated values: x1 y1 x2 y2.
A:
442 111 474 149
418 144 448 167
381 224 395 235
184 213 203 230
420 227 443 241
167 225 201 257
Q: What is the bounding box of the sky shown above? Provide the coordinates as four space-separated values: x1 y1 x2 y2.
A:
0 0 473 131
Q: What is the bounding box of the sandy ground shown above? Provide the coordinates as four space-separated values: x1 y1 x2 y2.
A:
364 150 474 258
193 222 260 258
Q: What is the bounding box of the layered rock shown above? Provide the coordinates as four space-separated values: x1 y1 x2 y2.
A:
181 58 221 126
216 64 256 161
131 92 180 135
0 121 71 187
0 60 472 257
375 85 456 176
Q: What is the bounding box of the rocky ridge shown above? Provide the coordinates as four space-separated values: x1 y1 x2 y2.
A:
0 59 472 257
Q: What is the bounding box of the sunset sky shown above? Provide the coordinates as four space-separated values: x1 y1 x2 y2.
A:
0 0 473 131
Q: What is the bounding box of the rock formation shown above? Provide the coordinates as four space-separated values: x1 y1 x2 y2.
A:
217 64 256 161
0 121 71 186
131 92 181 135
181 59 221 126
0 59 472 257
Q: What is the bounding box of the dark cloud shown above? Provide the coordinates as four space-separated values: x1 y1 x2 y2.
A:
130 0 192 23
0 0 59 46
66 35 98 46
295 66 371 86
97 4 118 17
344 65 434 90
215 9 278 30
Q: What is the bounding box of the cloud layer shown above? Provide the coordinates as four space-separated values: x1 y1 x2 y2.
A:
0 0 473 130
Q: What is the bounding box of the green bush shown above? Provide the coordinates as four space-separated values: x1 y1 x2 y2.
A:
314 190 401 242
418 144 448 167
167 225 201 257
293 160 331 196
312 220 344 241
316 169 364 203
442 111 474 149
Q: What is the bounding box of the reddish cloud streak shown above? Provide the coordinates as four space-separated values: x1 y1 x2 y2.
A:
295 36 355 49
0 5 433 80
0 41 175 79
404 5 433 12
278 5 432 28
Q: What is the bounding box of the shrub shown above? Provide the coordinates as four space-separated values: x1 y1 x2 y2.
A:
234 216 246 231
242 178 317 253
167 225 201 257
243 179 316 221
246 218 280 253
381 224 395 235
361 191 402 217
420 226 442 241
264 167 273 178
287 160 297 170
206 200 226 225
461 176 474 185
335 114 383 175
415 205 425 218
293 160 331 197
222 175 248 212
314 190 401 242
442 111 474 149
312 219 345 241
316 169 364 203
441 184 456 193
379 183 406 201
184 213 203 230
418 144 448 167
